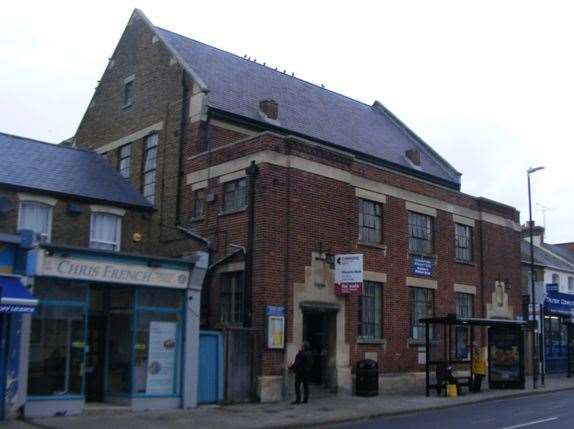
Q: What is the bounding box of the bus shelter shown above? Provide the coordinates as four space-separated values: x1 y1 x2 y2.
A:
420 315 528 396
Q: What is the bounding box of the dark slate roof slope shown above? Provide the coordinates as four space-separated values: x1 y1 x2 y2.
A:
0 133 153 210
544 242 574 266
521 240 574 273
155 26 461 188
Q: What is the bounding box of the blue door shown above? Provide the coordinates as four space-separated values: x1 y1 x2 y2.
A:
198 331 224 404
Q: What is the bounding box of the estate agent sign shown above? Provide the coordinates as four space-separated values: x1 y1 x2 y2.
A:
334 254 363 295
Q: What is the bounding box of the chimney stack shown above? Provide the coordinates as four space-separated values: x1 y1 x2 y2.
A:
259 99 278 120
405 149 421 166
521 221 545 246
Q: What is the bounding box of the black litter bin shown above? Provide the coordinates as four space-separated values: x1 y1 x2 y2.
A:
355 359 379 396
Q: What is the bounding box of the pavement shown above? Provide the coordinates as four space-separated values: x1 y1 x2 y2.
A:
3 375 574 429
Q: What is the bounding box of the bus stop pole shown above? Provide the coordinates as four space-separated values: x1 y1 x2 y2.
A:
539 304 545 386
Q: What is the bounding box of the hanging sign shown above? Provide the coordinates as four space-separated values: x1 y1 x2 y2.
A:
411 256 433 277
334 254 363 295
146 321 178 394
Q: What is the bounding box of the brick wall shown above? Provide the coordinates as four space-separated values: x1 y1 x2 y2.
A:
0 189 151 253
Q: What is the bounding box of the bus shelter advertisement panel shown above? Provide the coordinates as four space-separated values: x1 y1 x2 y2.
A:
489 327 524 388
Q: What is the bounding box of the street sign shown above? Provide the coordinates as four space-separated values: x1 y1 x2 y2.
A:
334 254 363 295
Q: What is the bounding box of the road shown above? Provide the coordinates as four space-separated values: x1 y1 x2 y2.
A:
329 390 574 429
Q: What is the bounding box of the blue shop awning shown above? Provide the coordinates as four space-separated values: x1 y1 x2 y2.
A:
0 276 37 314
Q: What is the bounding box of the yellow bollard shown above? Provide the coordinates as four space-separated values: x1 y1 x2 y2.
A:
447 383 458 398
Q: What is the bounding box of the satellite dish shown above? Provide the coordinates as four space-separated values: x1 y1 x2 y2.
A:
0 197 13 215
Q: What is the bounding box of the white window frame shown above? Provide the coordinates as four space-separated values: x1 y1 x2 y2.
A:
17 193 57 242
89 205 125 251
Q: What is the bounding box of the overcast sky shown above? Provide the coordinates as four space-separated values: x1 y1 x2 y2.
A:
1 1 572 242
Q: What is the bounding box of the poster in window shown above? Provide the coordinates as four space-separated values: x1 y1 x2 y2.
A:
267 316 285 349
146 321 177 394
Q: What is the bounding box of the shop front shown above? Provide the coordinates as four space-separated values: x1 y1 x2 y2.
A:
23 245 207 418
543 286 574 374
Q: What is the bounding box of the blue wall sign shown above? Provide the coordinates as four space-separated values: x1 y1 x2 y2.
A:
544 290 574 316
546 283 559 293
411 256 433 277
266 305 285 317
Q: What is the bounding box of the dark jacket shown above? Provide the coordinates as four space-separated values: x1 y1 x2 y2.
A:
290 349 313 375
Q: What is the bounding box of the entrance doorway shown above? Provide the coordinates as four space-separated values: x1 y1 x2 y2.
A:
302 310 336 388
85 315 106 402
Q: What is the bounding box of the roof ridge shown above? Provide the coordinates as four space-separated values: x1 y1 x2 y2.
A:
0 131 94 155
154 26 375 108
536 242 574 269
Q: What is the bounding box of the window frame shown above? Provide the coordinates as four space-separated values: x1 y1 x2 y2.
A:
410 287 435 340
358 281 383 340
358 199 382 245
408 211 434 255
123 79 134 108
222 178 247 212
192 189 206 219
455 223 473 262
569 277 574 293
220 272 245 326
17 199 54 242
89 211 122 252
142 134 159 204
118 143 131 179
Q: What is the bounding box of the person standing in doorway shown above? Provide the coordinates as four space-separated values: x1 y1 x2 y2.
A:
472 346 486 392
289 341 313 404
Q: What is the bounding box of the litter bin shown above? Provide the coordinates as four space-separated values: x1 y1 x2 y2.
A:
355 359 379 396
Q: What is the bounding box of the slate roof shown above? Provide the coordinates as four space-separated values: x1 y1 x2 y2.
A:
154 25 462 189
521 240 574 273
544 242 574 266
0 132 153 210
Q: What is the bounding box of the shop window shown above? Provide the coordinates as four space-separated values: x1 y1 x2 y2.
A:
134 311 181 395
359 199 382 244
359 281 383 339
118 143 131 178
90 212 121 251
192 189 206 219
28 281 87 398
455 224 473 262
223 178 247 212
455 292 474 358
410 287 434 340
408 212 433 254
544 315 568 357
221 272 244 325
143 134 158 204
18 201 53 242
138 288 183 309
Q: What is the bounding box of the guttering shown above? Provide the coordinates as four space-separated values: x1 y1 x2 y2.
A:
208 107 462 191
176 226 211 250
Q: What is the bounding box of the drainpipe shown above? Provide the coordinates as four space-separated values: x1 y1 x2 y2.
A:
244 161 259 328
175 70 189 226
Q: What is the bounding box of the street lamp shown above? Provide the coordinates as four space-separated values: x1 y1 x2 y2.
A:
527 166 544 389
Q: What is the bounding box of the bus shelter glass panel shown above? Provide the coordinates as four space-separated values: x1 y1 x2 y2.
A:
28 281 88 397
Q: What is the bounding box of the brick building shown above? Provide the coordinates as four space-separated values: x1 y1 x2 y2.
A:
72 9 523 401
0 132 207 417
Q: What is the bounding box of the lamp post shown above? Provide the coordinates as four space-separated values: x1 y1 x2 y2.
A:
527 166 544 389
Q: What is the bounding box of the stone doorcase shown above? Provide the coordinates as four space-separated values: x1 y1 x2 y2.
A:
286 252 352 394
